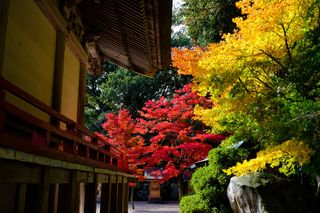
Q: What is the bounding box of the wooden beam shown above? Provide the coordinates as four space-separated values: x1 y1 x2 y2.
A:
0 159 41 183
48 168 71 184
0 77 75 126
35 0 88 65
158 0 172 69
34 0 67 33
97 173 109 183
77 63 87 125
0 0 9 75
0 147 122 174
51 31 65 126
65 32 89 66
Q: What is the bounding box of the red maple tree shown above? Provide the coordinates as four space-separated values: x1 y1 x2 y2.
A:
98 84 226 198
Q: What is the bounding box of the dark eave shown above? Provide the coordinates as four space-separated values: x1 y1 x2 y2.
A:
78 0 172 77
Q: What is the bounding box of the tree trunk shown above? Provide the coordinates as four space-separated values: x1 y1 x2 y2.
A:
177 174 185 201
130 187 135 209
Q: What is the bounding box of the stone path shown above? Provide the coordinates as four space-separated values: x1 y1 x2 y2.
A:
128 201 179 213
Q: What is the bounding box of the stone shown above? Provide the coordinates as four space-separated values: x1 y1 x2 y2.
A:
227 174 268 213
227 173 320 213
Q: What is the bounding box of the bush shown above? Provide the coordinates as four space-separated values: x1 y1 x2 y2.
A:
181 137 252 212
179 194 210 213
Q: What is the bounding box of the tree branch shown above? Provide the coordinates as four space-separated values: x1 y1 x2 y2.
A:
258 49 286 69
289 111 320 123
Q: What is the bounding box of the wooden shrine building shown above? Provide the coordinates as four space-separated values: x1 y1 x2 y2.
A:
0 0 172 212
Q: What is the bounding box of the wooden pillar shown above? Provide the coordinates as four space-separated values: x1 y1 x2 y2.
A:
77 183 86 213
16 184 27 213
110 175 117 213
48 184 59 213
69 171 78 213
74 182 81 213
0 84 6 145
25 184 40 213
107 175 113 213
77 63 87 125
122 177 129 213
51 31 65 126
58 184 72 213
117 176 123 213
100 176 112 213
115 175 120 212
84 174 98 213
0 0 9 144
57 171 78 213
0 0 10 75
100 183 108 213
39 168 50 213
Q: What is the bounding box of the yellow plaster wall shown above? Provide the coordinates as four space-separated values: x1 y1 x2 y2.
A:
61 46 80 122
2 0 56 121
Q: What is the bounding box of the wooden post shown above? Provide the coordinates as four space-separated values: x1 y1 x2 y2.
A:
130 186 135 210
39 168 50 213
117 176 123 213
56 170 79 213
48 184 59 213
77 63 87 125
0 86 6 145
115 175 120 213
51 31 65 126
109 175 117 213
66 123 77 154
57 184 71 212
84 174 98 213
122 177 129 213
77 183 86 213
16 184 27 213
100 176 111 213
69 171 77 213
107 175 113 213
0 0 10 75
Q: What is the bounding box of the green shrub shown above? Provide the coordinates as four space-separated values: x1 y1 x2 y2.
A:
183 137 252 212
179 194 210 213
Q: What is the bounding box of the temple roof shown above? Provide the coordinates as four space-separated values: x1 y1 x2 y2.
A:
78 0 172 77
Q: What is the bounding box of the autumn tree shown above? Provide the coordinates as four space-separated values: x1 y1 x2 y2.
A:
99 84 225 199
85 63 191 132
173 0 320 175
173 0 320 211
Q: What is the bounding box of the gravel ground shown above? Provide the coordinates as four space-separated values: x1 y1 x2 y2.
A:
128 201 179 213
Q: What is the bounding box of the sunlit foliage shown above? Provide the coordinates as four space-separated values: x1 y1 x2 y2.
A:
224 140 313 176
172 0 320 174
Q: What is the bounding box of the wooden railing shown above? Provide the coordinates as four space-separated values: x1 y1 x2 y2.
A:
0 76 128 171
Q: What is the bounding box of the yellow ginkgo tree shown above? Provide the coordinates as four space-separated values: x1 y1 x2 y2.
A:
172 0 320 176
